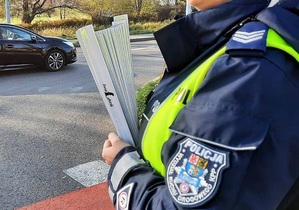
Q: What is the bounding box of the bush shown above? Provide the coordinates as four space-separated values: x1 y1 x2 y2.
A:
36 27 78 39
129 21 172 34
156 5 182 21
91 16 113 26
136 80 159 124
16 18 172 39
21 18 92 31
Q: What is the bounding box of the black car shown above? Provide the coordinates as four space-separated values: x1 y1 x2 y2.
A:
0 23 77 71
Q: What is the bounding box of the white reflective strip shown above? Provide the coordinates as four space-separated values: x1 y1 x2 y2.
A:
170 129 257 151
110 151 145 193
142 113 150 121
108 185 114 202
268 0 279 7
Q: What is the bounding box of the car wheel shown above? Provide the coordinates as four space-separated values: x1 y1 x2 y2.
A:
45 50 65 71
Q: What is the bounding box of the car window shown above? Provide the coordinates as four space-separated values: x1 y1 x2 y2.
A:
0 26 32 41
0 27 5 40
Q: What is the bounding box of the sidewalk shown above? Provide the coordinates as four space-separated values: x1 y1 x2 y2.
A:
130 34 155 42
73 34 155 47
17 182 114 210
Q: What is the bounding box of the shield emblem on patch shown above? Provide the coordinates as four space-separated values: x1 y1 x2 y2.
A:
186 154 208 178
166 138 229 206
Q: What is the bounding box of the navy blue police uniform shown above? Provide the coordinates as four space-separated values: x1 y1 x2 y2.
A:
107 0 299 209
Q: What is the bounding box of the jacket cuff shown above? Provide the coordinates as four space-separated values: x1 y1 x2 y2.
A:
107 146 146 202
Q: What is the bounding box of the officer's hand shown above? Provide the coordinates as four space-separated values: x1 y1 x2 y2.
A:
102 132 130 165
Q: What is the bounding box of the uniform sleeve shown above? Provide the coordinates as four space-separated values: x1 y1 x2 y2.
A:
107 146 178 210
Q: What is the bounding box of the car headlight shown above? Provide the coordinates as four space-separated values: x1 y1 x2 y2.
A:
63 40 75 48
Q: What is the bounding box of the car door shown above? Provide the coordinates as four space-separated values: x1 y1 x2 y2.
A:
0 26 44 67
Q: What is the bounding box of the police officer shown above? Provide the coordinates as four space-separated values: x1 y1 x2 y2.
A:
102 0 299 209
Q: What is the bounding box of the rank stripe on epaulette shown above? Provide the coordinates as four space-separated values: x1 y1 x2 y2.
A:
232 30 266 43
226 22 269 52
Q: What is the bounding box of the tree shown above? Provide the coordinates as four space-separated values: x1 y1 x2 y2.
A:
0 1 5 18
20 0 79 24
77 0 135 25
110 0 134 16
48 0 78 19
134 0 142 17
76 0 111 24
22 0 45 23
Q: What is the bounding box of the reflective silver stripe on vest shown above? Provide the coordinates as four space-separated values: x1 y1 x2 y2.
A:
109 151 145 201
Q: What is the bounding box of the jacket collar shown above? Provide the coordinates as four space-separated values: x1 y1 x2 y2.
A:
154 0 269 73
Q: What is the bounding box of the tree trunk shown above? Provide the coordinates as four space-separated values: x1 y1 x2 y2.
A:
22 0 34 24
134 0 142 21
22 12 35 24
60 8 63 19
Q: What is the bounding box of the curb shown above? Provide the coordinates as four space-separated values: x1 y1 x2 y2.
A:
73 34 155 47
130 36 155 42
17 182 114 210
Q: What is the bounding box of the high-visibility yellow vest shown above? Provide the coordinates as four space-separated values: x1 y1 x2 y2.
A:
141 28 299 177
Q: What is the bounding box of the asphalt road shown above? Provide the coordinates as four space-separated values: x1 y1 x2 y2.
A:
0 38 164 209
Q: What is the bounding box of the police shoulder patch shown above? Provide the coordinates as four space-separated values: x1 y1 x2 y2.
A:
116 183 134 210
166 138 229 206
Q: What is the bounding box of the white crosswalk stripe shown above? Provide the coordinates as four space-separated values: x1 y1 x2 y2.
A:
63 160 110 187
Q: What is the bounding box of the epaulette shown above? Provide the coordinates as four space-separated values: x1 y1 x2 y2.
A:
226 21 269 57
